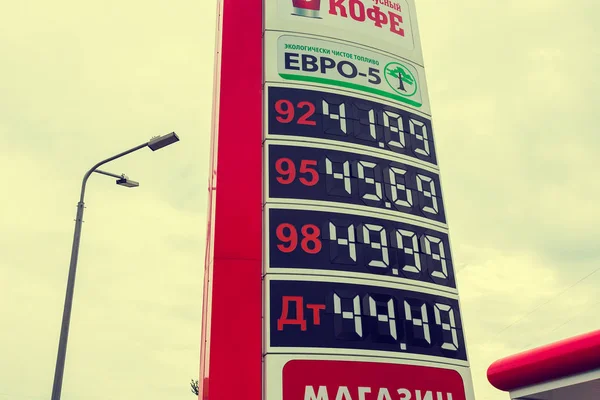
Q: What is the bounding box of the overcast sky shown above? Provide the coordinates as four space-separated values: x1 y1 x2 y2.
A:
0 1 598 399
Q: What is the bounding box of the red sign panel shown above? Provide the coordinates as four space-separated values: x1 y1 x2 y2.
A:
283 360 466 400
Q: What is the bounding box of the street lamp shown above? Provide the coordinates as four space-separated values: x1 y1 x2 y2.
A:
50 132 180 400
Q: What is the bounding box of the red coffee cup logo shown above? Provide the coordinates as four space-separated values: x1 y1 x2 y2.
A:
292 0 322 18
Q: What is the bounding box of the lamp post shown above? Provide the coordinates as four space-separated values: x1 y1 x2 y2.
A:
50 132 180 400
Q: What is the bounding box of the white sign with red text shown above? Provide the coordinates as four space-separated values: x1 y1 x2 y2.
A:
264 0 424 66
264 354 475 400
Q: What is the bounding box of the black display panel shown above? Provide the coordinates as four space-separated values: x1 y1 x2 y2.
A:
268 144 446 224
267 86 437 165
268 208 456 289
269 280 467 361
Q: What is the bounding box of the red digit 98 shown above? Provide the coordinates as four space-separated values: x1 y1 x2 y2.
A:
276 223 322 254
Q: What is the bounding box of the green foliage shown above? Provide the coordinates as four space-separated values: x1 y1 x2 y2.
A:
190 379 199 396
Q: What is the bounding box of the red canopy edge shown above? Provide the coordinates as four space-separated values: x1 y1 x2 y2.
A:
487 329 600 391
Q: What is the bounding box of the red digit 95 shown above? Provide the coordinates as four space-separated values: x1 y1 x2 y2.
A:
276 223 322 255
275 99 317 126
275 158 319 186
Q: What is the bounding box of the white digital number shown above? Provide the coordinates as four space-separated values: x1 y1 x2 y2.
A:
423 235 448 279
323 100 347 134
395 229 421 273
434 303 459 351
357 161 382 201
388 167 413 208
404 301 431 344
367 296 397 340
329 222 357 262
384 110 405 150
367 109 377 139
326 158 352 194
334 293 362 337
417 174 438 214
410 118 430 156
361 224 389 269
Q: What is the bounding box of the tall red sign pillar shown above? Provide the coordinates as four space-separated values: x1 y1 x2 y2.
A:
199 0 263 399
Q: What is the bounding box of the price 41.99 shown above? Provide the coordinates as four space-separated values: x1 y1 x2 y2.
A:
268 87 437 165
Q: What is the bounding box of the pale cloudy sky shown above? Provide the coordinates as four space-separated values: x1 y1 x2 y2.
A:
0 1 598 400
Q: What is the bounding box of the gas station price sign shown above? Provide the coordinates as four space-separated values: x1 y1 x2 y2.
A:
202 0 475 398
267 86 437 166
268 277 467 361
256 1 475 398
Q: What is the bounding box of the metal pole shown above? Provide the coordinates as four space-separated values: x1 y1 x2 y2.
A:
50 142 147 400
50 196 86 400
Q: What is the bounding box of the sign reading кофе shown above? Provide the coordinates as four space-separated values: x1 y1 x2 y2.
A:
266 0 424 64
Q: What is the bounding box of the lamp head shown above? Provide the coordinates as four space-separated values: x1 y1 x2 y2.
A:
148 132 179 151
116 178 139 188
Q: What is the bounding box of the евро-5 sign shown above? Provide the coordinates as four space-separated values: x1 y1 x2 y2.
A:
264 32 431 114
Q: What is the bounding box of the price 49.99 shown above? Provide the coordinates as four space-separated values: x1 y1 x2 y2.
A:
269 208 457 289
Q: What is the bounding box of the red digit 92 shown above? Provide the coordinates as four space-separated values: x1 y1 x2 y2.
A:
276 223 322 254
275 99 316 126
275 158 319 186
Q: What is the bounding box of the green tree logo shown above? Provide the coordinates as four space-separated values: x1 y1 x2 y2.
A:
384 62 417 97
